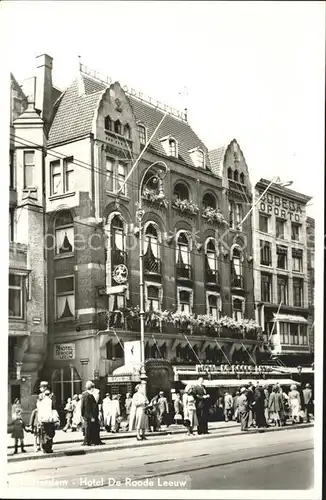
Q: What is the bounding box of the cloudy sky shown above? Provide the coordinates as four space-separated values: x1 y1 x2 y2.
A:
1 1 324 216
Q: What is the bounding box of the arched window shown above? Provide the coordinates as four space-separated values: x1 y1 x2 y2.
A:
205 238 219 284
110 214 126 268
234 170 239 182
169 138 177 157
114 120 122 135
176 232 191 279
137 124 146 145
124 124 131 139
54 211 74 255
240 172 245 184
51 366 82 406
144 223 160 274
203 192 216 209
174 182 189 201
227 167 233 179
231 247 243 288
104 115 112 131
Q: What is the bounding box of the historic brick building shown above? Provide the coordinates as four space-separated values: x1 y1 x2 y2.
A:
306 216 315 354
253 179 313 367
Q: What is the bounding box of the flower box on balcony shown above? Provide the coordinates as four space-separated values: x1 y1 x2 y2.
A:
142 188 168 209
172 198 199 216
202 207 228 225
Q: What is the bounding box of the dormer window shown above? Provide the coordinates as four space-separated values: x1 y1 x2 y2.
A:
160 136 178 158
189 147 205 169
137 124 147 146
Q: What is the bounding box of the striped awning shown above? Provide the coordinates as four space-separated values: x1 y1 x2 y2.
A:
272 313 308 324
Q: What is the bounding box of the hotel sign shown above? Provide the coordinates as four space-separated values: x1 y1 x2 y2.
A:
259 192 303 221
54 343 75 360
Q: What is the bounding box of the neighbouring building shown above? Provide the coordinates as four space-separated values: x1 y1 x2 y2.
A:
253 178 314 369
306 216 315 354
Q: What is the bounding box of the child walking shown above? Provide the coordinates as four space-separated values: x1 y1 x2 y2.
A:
11 410 26 454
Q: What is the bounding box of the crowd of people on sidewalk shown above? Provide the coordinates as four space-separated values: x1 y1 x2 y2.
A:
9 377 314 455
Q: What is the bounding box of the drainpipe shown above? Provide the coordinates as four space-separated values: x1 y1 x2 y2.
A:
90 133 95 217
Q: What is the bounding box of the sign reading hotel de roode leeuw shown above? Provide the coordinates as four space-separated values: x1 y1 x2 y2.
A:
195 364 274 373
258 191 304 221
53 343 75 360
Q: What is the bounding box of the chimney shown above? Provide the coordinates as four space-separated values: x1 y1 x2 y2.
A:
35 54 53 127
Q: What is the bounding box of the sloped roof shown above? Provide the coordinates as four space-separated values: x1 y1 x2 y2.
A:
208 145 229 177
48 73 211 170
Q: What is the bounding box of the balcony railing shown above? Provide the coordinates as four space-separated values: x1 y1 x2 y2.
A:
205 267 220 285
112 249 127 266
231 275 244 289
176 263 192 280
144 256 162 274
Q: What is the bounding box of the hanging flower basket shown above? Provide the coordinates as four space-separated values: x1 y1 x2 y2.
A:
142 188 169 209
172 198 199 216
202 207 228 225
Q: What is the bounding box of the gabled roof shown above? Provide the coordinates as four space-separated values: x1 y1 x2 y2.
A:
208 145 229 177
48 73 211 170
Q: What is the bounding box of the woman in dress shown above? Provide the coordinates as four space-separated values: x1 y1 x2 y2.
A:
288 384 301 424
12 398 22 421
129 384 149 441
268 384 284 427
182 385 198 436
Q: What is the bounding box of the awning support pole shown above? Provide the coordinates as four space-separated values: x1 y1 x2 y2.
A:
183 334 203 366
268 301 282 343
215 339 232 366
110 328 125 353
240 342 257 366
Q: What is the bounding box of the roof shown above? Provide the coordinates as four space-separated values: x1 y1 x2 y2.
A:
48 73 211 170
208 145 228 177
256 178 312 203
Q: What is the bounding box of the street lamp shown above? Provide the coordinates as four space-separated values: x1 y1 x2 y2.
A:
236 176 293 230
135 161 169 396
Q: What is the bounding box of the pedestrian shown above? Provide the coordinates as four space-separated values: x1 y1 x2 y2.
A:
11 409 27 454
81 381 104 446
157 391 169 428
268 384 284 427
148 395 160 431
11 398 22 421
183 386 198 436
102 393 111 431
173 393 183 424
63 397 74 432
224 391 233 422
191 377 210 435
106 395 121 433
37 390 57 453
72 394 82 431
28 401 41 452
263 384 270 425
246 383 255 428
279 387 289 425
288 384 301 424
302 383 313 423
233 391 240 422
254 382 267 428
238 387 249 431
129 384 149 441
125 392 132 419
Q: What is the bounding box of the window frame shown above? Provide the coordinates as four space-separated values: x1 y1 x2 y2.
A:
50 157 75 197
291 222 300 241
63 157 74 193
276 245 288 270
259 213 269 233
9 208 15 242
9 273 25 320
261 272 272 302
54 275 75 322
137 124 147 146
260 240 272 266
206 291 221 319
232 295 245 321
23 150 35 189
145 282 162 312
293 278 303 307
105 157 128 196
54 211 74 257
275 218 285 239
177 286 193 314
277 275 288 305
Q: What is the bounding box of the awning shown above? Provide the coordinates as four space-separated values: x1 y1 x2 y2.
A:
272 313 308 324
112 364 140 376
180 378 301 388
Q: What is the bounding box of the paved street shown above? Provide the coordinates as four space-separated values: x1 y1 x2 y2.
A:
6 426 313 491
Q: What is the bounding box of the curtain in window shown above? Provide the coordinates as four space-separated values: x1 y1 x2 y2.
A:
233 257 241 276
57 296 67 319
114 230 124 251
56 228 74 254
206 251 216 270
177 245 189 265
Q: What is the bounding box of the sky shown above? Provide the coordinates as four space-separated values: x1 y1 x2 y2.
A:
0 1 325 217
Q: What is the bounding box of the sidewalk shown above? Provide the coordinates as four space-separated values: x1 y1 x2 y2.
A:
7 420 313 463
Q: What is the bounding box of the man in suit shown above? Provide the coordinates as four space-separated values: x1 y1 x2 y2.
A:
191 377 210 435
81 381 103 446
246 383 256 428
157 391 169 428
238 387 249 431
302 383 313 423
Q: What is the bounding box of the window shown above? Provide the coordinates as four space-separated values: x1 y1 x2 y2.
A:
299 325 308 345
205 239 219 284
117 163 126 195
276 245 288 269
292 248 303 272
174 182 189 201
111 215 126 254
178 289 192 314
277 276 288 304
10 150 14 189
104 115 112 131
232 297 243 321
24 151 35 188
144 224 160 273
50 158 75 196
9 274 24 319
203 192 216 209
9 208 15 242
54 211 74 255
106 158 113 192
259 213 269 233
207 293 220 319
51 367 82 406
64 157 74 193
124 124 131 139
291 223 300 241
231 247 243 288
234 170 239 182
290 323 299 345
227 167 232 179
176 232 191 279
138 125 146 145
55 276 75 320
146 285 160 311
229 202 234 228
293 278 303 307
169 138 177 157
280 322 290 344
261 273 272 302
50 160 62 196
109 293 126 312
276 218 285 239
197 150 205 168
239 172 244 184
260 240 272 266
235 203 243 228
114 120 122 135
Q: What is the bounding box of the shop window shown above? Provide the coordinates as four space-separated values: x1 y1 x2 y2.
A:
55 276 75 320
54 211 74 255
51 367 82 406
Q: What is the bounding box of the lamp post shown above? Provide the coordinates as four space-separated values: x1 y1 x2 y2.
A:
135 161 169 396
